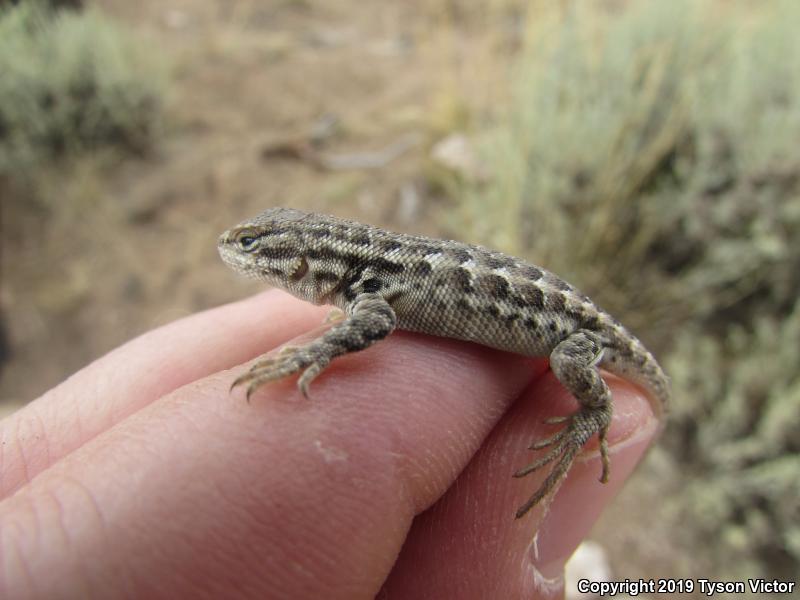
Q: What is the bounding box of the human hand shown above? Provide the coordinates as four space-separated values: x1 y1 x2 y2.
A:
0 290 659 599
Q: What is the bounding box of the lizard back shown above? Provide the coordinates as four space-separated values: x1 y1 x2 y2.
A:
218 207 669 410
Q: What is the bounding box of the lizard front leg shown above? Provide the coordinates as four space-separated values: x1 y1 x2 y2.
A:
232 293 397 399
513 329 613 518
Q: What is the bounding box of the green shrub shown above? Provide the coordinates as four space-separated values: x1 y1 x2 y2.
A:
451 1 800 333
666 303 800 579
448 0 800 577
0 2 167 174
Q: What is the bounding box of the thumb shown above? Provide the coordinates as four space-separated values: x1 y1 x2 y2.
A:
380 370 661 600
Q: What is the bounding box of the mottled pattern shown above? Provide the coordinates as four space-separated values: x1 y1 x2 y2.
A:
219 207 670 519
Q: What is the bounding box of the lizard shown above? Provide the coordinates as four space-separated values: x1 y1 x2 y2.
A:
218 207 670 519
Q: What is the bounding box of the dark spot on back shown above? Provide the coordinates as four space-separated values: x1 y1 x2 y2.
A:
446 248 472 264
476 274 510 299
547 292 566 312
582 315 600 330
524 317 539 330
410 243 440 256
379 239 402 252
329 224 349 238
310 228 330 238
485 254 516 269
412 261 433 277
370 257 405 274
514 282 545 309
519 265 543 280
348 232 371 246
441 267 473 293
551 277 572 292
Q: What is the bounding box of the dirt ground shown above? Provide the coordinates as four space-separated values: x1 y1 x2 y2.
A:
1 0 686 587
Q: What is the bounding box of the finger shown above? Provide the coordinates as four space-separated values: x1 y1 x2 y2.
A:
380 373 660 599
0 290 328 498
0 333 541 599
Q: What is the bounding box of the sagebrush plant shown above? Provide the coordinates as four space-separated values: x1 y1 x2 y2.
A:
0 2 167 175
447 0 800 577
452 1 800 329
667 304 800 579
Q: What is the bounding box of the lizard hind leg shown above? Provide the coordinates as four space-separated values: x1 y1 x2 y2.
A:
513 329 613 519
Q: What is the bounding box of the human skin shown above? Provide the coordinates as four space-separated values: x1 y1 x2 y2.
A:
0 290 659 599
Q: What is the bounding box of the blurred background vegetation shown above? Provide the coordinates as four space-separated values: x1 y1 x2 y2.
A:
1 0 798 591
0 1 166 176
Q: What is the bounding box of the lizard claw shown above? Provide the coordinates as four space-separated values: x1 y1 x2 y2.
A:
513 405 611 519
245 382 258 403
230 344 320 400
527 428 568 450
231 371 252 392
229 371 262 403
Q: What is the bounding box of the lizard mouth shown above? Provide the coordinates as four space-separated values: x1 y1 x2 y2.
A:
217 228 235 245
217 235 252 276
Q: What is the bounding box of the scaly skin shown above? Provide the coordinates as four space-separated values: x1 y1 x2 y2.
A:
218 207 670 518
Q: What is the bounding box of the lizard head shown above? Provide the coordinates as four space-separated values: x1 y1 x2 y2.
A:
218 207 312 289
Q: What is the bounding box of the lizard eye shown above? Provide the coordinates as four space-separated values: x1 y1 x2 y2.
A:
236 232 260 252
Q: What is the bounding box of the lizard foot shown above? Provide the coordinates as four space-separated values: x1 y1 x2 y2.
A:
231 345 329 401
512 404 611 519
